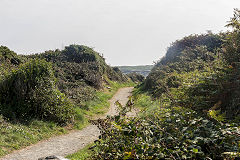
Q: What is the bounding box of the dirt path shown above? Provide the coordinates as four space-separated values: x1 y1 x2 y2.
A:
1 87 134 160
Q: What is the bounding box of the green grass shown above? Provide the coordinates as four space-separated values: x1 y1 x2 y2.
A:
0 118 67 156
73 80 135 129
66 143 94 160
0 80 135 158
66 81 135 160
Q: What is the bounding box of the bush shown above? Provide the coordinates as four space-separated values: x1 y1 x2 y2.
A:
0 59 74 124
127 72 145 83
29 45 128 108
91 105 240 160
224 9 240 64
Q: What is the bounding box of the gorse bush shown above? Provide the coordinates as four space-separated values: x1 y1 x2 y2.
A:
0 59 74 124
127 72 145 83
0 46 22 80
29 45 128 109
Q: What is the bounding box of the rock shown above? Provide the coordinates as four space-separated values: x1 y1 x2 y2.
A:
38 155 69 160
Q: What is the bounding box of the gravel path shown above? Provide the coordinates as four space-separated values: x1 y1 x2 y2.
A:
1 87 134 160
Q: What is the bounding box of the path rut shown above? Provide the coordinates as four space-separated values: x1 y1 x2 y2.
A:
1 87 134 160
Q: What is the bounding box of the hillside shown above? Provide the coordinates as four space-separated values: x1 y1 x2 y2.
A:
28 45 128 107
0 44 131 156
87 10 240 160
0 44 130 121
142 30 240 119
117 65 153 77
1 8 240 160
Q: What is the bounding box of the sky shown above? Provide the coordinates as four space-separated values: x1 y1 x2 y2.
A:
0 0 239 66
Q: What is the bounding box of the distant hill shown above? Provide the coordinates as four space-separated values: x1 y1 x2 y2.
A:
117 65 153 77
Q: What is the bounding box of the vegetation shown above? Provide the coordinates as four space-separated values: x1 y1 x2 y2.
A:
89 94 239 159
0 117 67 156
0 44 132 157
0 59 74 124
1 8 240 160
0 46 23 79
143 32 223 94
30 45 128 108
126 72 145 83
66 143 94 160
81 9 240 160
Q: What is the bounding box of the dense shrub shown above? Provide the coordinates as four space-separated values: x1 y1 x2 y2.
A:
144 45 216 93
91 104 240 159
0 46 22 80
0 46 21 65
223 9 240 64
159 32 223 66
85 10 240 160
126 72 145 83
142 17 240 119
0 59 74 124
28 45 128 109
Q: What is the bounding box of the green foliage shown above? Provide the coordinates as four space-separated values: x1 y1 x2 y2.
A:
0 115 67 157
29 45 128 109
144 37 222 92
208 110 226 123
158 32 222 66
126 72 145 83
66 143 94 160
0 46 22 80
132 93 152 108
81 80 135 118
0 59 74 124
0 46 20 65
224 8 240 64
87 9 240 160
143 25 240 119
90 95 240 160
0 44 133 157
0 79 132 158
107 67 128 82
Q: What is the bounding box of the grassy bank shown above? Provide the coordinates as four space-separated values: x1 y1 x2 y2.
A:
66 82 135 160
66 143 94 160
0 81 134 157
0 119 67 156
74 80 135 129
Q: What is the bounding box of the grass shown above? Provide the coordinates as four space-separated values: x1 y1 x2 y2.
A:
0 80 135 158
73 80 135 130
66 143 94 160
83 80 135 117
67 83 140 160
0 118 67 156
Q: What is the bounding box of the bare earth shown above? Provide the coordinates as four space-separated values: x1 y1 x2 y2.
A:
1 87 134 160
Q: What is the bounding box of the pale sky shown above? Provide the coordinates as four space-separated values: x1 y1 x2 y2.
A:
0 0 239 66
